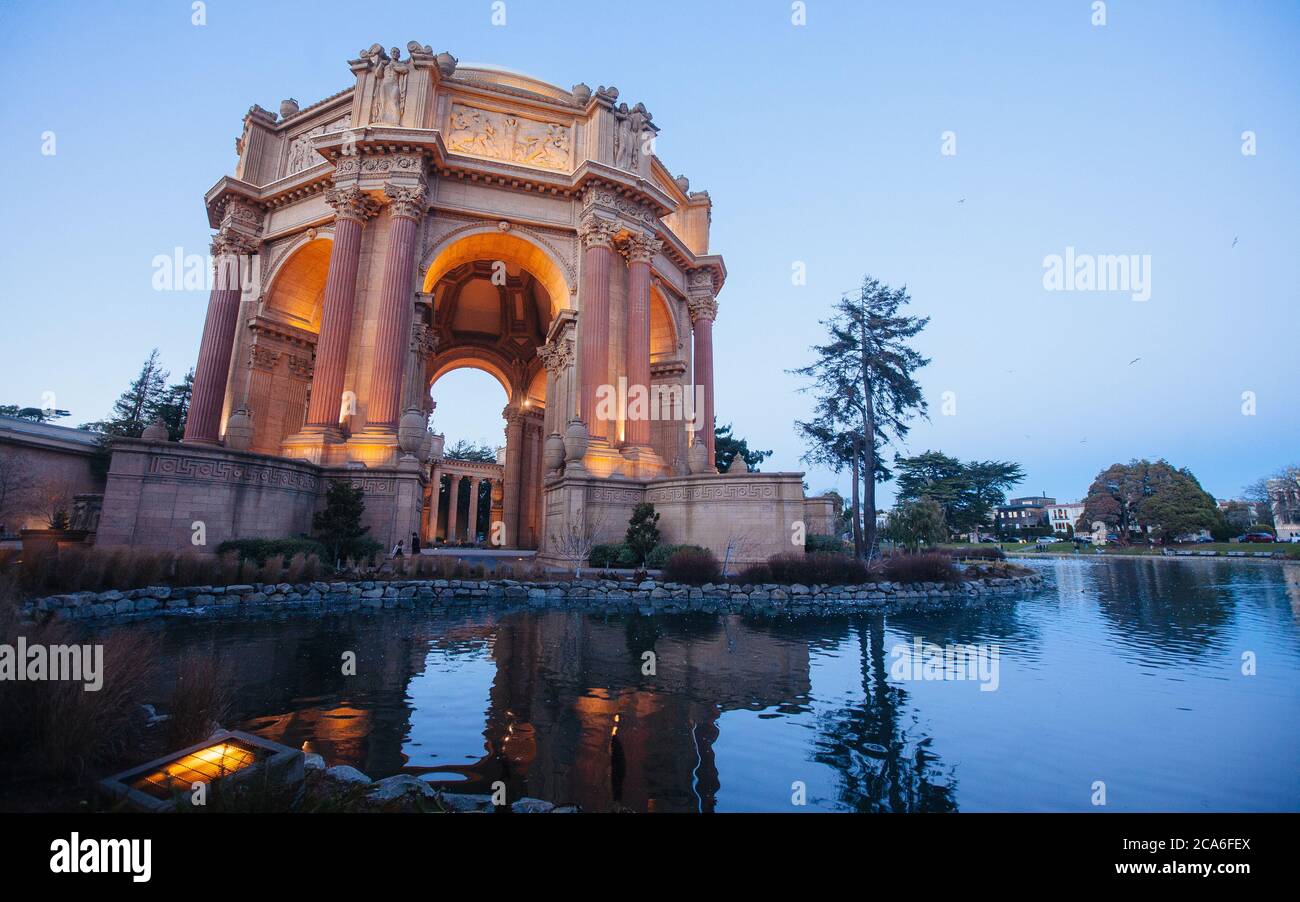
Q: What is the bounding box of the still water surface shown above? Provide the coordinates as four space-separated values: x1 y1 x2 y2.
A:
131 558 1300 812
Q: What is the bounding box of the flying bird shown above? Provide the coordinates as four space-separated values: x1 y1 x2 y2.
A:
1129 357 1141 365
1231 236 1238 248
958 197 966 205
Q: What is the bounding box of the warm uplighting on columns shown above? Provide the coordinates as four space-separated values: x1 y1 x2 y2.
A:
184 228 259 445
367 180 427 429
578 213 618 441
688 277 719 466
623 232 661 449
302 186 380 432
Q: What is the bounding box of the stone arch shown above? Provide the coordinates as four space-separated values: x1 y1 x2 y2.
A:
650 281 681 361
260 233 333 331
427 348 517 404
419 226 574 317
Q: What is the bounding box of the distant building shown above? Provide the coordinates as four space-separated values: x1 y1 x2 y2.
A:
1267 478 1300 541
994 496 1055 535
1046 501 1085 535
0 415 106 536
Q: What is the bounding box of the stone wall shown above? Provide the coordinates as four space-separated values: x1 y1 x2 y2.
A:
95 439 321 551
22 572 1043 623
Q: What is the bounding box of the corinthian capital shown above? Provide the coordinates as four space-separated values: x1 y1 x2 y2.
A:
578 213 619 250
385 181 427 221
211 229 260 258
622 232 662 265
325 185 381 223
687 295 718 324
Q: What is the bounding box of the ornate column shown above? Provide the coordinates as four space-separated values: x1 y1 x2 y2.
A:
489 480 505 546
367 180 427 430
426 468 442 541
446 474 462 543
502 406 526 547
466 477 481 545
623 232 660 449
518 411 545 548
184 229 259 444
577 214 618 440
301 186 380 433
688 271 719 469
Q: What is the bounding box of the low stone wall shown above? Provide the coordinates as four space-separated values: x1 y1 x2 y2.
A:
21 572 1043 623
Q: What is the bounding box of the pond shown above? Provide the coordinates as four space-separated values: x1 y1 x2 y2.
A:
117 557 1300 812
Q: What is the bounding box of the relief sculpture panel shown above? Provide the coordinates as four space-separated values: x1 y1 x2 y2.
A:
446 103 572 172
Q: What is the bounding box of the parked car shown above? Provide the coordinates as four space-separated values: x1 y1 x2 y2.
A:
1194 536 1214 544
1241 532 1275 543
1036 536 1060 544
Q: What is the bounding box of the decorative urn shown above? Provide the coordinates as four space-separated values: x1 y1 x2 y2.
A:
727 455 749 475
398 408 426 457
544 433 566 473
141 417 171 443
563 419 590 464
222 410 252 450
688 440 711 474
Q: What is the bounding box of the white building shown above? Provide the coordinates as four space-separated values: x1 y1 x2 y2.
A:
1046 501 1085 535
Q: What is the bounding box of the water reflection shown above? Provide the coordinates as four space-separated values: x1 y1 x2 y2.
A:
123 558 1300 812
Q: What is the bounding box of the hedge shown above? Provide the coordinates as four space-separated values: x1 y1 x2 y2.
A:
215 538 329 565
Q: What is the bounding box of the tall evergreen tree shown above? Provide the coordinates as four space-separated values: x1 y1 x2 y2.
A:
154 368 194 441
81 349 169 437
791 276 930 558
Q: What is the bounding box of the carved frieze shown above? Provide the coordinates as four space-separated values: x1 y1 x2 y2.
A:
286 116 350 175
446 103 572 172
147 455 318 492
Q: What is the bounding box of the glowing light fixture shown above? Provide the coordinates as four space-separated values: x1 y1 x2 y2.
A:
99 730 304 812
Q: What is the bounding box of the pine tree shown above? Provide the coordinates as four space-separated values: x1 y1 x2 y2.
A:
313 480 371 565
791 276 930 558
81 349 169 437
154 368 194 441
624 502 661 566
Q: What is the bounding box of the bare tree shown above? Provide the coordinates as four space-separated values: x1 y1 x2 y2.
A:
549 507 609 578
34 478 77 529
721 530 757 579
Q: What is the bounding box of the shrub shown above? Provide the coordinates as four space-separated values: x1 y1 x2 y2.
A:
881 551 960 583
964 560 1033 579
624 503 662 566
766 552 871 585
215 538 328 566
735 561 772 584
646 543 708 568
663 547 721 584
589 543 636 568
313 480 372 564
804 534 848 554
0 580 158 778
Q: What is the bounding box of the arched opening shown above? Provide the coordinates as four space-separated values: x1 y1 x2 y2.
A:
424 367 508 547
419 236 561 550
244 236 331 454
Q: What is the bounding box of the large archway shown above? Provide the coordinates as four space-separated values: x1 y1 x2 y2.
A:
418 239 561 550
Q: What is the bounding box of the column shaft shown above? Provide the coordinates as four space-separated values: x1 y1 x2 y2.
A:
184 250 245 444
579 220 615 439
503 413 524 547
466 478 481 545
625 256 652 448
446 475 462 543
367 204 421 428
304 215 366 428
693 312 716 464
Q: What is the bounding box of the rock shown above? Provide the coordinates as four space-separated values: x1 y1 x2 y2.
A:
304 753 326 772
436 792 495 813
511 798 555 814
323 765 371 786
368 774 436 802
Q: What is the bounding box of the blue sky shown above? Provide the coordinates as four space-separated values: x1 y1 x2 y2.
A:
1 0 1296 505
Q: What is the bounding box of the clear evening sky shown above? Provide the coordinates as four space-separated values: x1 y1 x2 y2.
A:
1 1 1295 506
